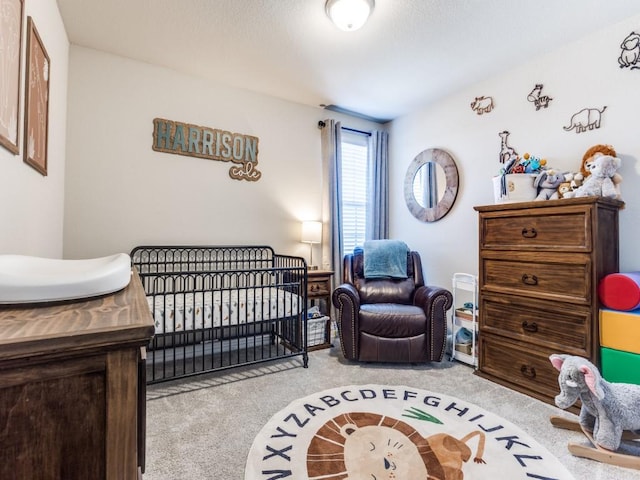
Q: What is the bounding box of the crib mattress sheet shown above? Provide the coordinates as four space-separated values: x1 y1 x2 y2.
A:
147 287 301 333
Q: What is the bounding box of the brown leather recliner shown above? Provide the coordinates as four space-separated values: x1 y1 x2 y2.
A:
332 250 452 363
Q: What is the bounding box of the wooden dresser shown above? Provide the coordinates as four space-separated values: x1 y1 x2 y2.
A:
0 270 154 479
474 197 623 407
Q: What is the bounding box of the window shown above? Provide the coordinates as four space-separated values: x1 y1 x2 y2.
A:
340 129 370 254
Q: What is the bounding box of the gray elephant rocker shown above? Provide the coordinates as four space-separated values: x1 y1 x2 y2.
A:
549 354 640 469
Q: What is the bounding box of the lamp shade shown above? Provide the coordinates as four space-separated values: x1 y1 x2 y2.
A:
325 0 374 32
301 221 322 244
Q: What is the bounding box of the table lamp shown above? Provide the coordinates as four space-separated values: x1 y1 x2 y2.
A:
301 221 322 270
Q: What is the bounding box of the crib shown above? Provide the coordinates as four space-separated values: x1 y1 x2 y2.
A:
131 245 308 383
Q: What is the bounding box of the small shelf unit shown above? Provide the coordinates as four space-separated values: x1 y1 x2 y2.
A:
451 273 478 368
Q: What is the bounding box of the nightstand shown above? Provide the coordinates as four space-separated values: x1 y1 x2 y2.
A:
307 270 334 350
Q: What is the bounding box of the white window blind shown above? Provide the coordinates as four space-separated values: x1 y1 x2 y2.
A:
340 129 370 255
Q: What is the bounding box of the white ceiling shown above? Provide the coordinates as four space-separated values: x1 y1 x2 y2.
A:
56 0 640 123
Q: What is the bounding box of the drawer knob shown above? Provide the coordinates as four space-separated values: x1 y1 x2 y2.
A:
522 321 538 333
521 274 538 286
521 227 537 238
520 364 537 379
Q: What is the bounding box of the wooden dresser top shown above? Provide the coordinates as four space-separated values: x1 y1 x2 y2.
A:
0 269 154 361
474 196 625 213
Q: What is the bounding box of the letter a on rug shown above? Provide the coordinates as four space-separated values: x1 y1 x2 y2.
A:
245 385 576 479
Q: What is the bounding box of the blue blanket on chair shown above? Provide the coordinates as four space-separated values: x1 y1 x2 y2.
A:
362 240 409 279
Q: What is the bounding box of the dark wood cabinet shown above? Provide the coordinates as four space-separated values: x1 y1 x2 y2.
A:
474 197 623 407
0 271 154 479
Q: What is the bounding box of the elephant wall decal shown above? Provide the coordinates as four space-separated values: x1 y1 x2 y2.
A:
563 106 607 134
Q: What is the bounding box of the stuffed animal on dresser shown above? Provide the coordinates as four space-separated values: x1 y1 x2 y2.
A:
580 144 622 199
580 144 616 177
573 155 621 199
557 182 572 199
534 169 565 200
559 172 584 199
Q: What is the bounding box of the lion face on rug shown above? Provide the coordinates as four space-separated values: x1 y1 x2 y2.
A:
306 412 486 480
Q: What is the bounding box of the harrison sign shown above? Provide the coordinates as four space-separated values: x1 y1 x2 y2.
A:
152 117 261 181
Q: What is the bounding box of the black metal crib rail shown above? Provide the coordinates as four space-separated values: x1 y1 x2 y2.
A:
131 246 308 383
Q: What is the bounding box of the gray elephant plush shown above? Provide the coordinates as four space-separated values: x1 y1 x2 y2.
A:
534 170 565 200
549 354 640 451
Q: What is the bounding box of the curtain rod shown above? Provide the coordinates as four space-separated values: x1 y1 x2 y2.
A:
342 126 371 136
317 121 371 136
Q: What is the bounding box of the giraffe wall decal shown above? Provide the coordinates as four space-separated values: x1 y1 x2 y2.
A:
498 131 517 164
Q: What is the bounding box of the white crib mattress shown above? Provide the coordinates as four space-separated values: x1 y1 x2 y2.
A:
147 287 301 333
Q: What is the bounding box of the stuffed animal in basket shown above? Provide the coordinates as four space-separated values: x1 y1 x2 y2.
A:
534 169 564 200
572 155 621 199
549 354 640 451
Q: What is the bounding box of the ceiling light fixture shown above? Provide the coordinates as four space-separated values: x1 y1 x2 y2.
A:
325 0 374 32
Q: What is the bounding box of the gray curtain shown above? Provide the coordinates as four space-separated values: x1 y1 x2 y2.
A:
320 119 344 285
320 123 389 286
367 130 389 240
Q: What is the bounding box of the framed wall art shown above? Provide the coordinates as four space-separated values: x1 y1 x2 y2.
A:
23 16 50 176
0 0 24 154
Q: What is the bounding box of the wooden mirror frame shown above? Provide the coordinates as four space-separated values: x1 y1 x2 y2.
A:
404 148 459 222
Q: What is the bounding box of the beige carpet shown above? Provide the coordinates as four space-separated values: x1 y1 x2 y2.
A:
144 346 639 480
245 384 575 479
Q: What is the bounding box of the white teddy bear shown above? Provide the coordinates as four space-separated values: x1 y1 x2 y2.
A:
573 155 621 199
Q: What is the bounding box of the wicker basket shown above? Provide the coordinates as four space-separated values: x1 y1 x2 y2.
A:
307 316 329 347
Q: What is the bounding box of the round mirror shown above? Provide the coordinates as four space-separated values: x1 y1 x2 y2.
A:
412 162 446 208
404 148 459 222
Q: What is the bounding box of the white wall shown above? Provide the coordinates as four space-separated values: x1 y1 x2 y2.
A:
390 14 640 289
63 46 379 260
0 0 68 257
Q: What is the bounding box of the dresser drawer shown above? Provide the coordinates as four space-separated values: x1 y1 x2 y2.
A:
480 206 590 251
479 334 561 400
481 252 591 305
480 295 589 354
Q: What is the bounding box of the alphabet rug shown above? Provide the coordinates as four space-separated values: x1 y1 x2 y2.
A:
245 384 575 479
